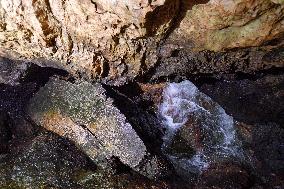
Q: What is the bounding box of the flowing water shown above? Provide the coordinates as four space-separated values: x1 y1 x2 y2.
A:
159 80 242 174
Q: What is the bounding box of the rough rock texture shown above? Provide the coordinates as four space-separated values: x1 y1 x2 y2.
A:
236 122 284 188
0 0 180 85
27 77 170 179
0 56 175 188
0 57 32 86
131 73 284 188
0 57 68 139
0 0 283 85
0 131 169 189
167 0 284 51
198 73 284 188
151 45 284 82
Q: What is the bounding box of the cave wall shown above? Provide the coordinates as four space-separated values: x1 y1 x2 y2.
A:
0 0 283 85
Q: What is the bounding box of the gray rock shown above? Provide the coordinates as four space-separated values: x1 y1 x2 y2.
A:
0 57 31 86
27 78 169 179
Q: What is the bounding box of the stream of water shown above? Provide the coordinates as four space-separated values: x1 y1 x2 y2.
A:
159 80 242 174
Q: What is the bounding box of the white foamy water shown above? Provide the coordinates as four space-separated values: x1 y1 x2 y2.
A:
159 80 241 174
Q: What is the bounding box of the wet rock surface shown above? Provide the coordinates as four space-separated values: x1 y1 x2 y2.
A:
159 80 243 180
136 74 284 188
0 57 174 188
236 122 284 188
195 161 253 189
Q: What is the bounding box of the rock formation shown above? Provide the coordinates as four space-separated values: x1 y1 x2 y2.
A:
0 0 283 188
0 0 283 85
27 77 170 179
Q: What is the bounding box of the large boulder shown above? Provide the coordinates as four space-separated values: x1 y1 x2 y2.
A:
27 77 170 179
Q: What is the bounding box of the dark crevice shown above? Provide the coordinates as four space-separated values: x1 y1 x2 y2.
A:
137 54 164 84
144 66 284 88
20 64 69 87
102 83 164 154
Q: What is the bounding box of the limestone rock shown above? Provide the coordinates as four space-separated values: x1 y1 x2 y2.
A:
167 0 284 51
0 0 179 85
1 0 283 84
28 77 146 166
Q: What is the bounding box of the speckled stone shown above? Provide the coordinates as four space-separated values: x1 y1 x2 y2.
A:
27 77 147 171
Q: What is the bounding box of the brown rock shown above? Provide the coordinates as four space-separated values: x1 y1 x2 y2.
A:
168 0 284 51
0 0 179 85
1 0 283 84
195 162 251 189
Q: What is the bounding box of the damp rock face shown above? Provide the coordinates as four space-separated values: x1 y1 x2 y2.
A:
200 74 284 125
195 161 252 189
0 132 91 188
27 77 169 179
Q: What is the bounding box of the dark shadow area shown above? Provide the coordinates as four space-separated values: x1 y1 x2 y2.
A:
20 63 69 87
142 43 284 85
103 83 165 154
200 73 284 126
0 112 12 154
0 57 70 141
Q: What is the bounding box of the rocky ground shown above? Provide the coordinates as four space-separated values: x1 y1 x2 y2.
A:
0 53 283 188
0 0 284 189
